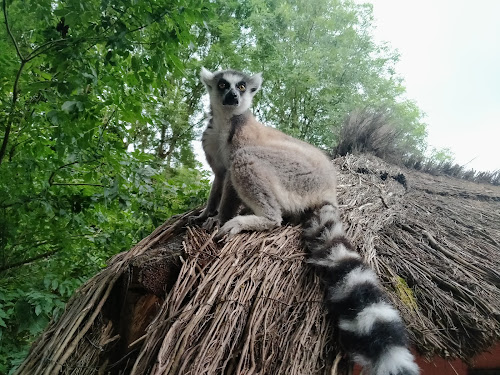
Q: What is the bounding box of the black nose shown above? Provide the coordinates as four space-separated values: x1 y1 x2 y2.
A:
223 90 239 106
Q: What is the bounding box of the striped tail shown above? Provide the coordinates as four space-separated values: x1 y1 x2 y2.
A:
304 203 419 375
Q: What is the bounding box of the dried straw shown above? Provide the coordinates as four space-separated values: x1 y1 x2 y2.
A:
131 226 335 375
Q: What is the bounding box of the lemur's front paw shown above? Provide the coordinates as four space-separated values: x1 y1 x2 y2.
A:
202 216 221 231
188 208 216 226
188 215 201 225
188 214 204 226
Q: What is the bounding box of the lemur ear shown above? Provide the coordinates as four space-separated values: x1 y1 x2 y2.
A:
200 67 214 87
248 72 263 93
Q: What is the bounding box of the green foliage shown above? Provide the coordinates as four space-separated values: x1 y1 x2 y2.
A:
0 275 82 374
429 147 455 164
0 159 210 371
0 0 212 372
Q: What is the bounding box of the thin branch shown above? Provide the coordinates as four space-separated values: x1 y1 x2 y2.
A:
0 194 41 209
127 9 170 34
2 0 24 61
50 183 106 187
11 232 99 250
8 108 36 161
0 248 60 273
0 120 13 166
110 4 143 31
0 59 25 166
48 161 81 186
48 157 105 187
1 0 28 166
96 107 117 150
26 38 68 61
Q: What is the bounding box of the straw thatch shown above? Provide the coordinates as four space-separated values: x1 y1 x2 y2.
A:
16 154 500 375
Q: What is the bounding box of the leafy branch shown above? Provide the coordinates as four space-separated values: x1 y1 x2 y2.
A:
127 8 171 34
25 38 69 61
48 160 106 188
48 161 81 186
50 182 106 187
0 1 176 167
2 230 103 272
2 0 23 60
1 0 25 166
0 248 61 273
0 0 61 166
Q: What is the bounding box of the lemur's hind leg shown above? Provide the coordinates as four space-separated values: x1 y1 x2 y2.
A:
217 150 282 239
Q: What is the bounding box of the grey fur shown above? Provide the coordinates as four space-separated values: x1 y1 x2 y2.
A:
193 68 419 375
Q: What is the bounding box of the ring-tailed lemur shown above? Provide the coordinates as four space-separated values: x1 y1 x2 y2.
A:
193 67 419 375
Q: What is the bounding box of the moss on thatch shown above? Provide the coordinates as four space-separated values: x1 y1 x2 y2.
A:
16 154 500 375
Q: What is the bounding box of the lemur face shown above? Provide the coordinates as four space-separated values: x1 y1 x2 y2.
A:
201 68 262 115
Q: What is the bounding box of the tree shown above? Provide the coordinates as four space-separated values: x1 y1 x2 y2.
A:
0 0 211 371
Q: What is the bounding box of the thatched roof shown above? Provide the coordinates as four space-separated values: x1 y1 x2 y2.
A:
16 154 500 375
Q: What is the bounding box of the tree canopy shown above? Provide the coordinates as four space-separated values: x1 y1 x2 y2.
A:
1 0 428 372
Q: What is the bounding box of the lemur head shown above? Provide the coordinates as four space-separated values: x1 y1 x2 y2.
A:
200 67 262 116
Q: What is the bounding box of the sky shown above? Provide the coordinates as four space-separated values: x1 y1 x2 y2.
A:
360 0 500 172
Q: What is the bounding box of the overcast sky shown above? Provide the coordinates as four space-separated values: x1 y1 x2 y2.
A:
361 0 500 172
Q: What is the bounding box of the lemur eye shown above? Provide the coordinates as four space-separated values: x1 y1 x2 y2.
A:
218 82 226 89
238 83 246 92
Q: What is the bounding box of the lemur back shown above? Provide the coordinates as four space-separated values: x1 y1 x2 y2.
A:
194 67 419 375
